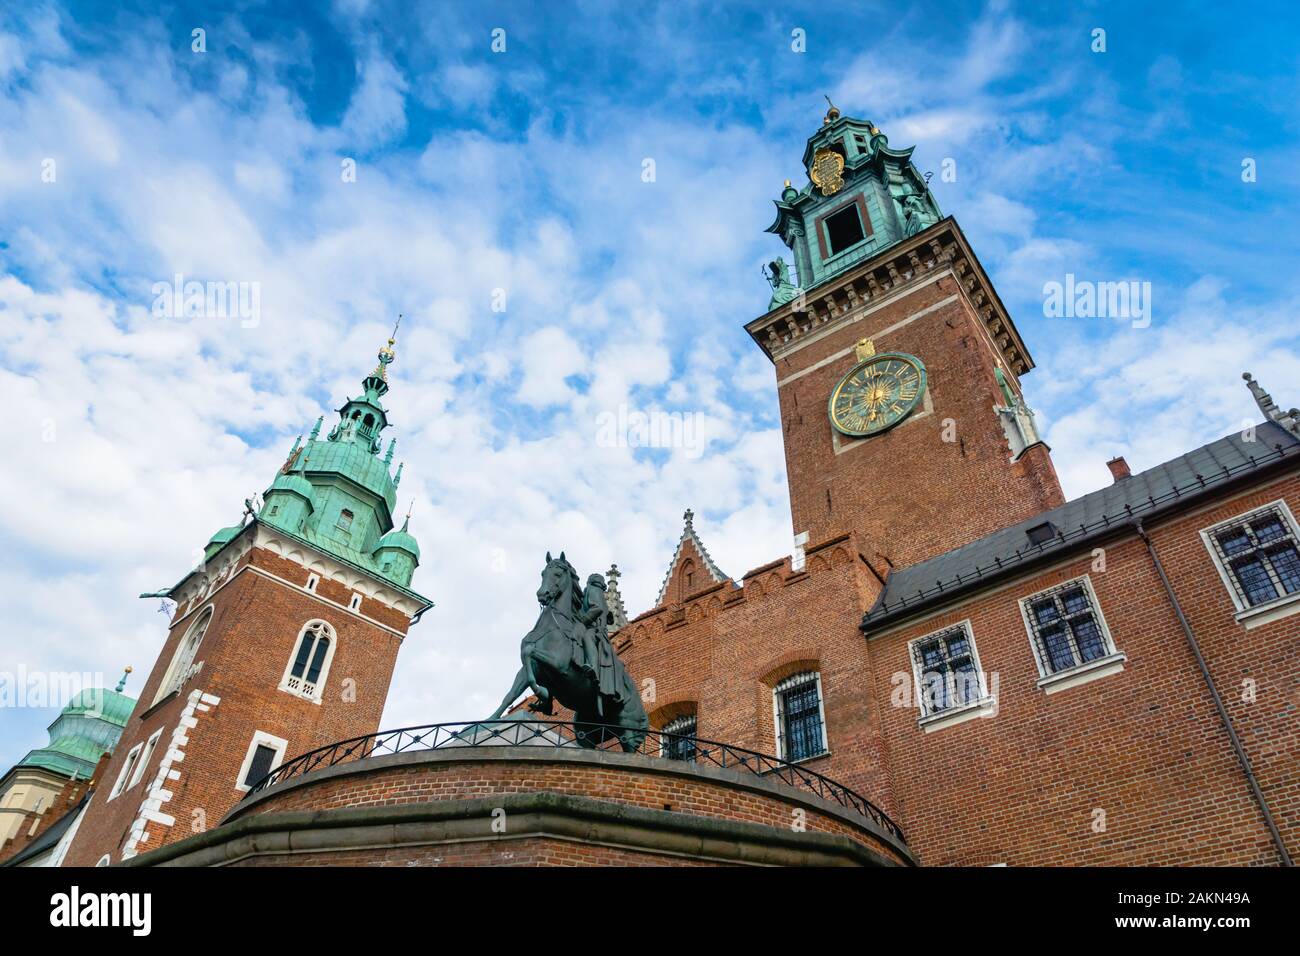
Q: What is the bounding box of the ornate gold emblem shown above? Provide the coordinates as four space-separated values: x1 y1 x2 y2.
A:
810 147 845 196
854 338 875 361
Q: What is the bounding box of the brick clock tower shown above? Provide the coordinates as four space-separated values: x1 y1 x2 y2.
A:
749 102 1065 576
64 332 432 866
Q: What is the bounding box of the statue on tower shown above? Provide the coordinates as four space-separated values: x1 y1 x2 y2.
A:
764 257 800 309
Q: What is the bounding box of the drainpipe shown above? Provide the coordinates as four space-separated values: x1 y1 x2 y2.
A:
1135 520 1293 866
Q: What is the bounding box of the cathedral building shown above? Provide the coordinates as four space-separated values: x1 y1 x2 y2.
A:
42 103 1299 867
612 103 1299 866
57 334 431 866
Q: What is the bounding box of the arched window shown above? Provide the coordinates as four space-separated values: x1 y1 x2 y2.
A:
152 606 212 705
279 620 336 702
661 714 698 762
95 854 111 867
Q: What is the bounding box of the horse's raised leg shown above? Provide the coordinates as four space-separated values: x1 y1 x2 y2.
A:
522 644 551 711
486 666 532 720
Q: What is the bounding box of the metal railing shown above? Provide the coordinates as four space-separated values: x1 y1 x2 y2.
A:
244 719 906 843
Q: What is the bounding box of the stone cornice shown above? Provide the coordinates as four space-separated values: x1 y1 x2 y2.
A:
745 216 1033 377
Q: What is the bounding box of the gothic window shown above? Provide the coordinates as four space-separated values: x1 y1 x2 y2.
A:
279 620 336 702
1202 502 1300 612
236 731 288 792
773 672 827 762
152 606 212 706
910 623 986 716
824 204 865 256
661 714 697 762
1020 577 1117 677
348 593 362 611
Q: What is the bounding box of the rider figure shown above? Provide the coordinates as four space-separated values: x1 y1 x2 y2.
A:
578 573 621 713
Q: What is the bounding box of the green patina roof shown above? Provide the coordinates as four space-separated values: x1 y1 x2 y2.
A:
267 471 316 502
146 329 431 608
376 517 421 560
17 679 135 780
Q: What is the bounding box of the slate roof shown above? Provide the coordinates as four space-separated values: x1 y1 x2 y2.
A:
862 421 1300 631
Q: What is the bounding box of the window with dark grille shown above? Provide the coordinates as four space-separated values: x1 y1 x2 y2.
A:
661 715 697 762
912 624 983 715
824 204 865 255
1023 580 1112 675
243 744 278 788
775 672 826 762
1207 505 1300 609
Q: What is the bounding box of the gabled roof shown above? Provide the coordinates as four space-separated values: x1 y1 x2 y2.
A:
655 509 728 606
862 420 1300 631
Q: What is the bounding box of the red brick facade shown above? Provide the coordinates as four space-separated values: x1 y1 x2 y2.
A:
616 226 1300 865
132 750 910 867
63 530 415 866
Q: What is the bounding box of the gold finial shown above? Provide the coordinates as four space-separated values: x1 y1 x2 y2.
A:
823 94 841 124
854 338 876 361
374 313 401 379
784 178 791 188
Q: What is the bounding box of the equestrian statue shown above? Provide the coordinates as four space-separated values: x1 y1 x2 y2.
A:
487 552 648 752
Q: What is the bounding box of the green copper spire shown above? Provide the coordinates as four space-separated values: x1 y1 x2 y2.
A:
252 320 422 593
115 666 132 693
765 102 942 303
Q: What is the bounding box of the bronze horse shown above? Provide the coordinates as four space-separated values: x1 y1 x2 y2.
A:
487 552 648 752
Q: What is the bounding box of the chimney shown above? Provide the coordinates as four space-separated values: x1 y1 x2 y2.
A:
1106 456 1131 483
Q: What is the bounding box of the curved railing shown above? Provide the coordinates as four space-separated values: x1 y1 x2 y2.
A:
244 719 906 844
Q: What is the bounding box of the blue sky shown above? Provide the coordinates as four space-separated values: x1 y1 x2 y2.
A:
2 0 1298 769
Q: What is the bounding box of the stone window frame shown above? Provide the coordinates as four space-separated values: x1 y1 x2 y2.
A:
277 619 337 704
1199 498 1300 629
152 604 212 706
235 730 289 793
128 728 164 790
108 741 144 801
1018 574 1126 694
907 619 997 732
771 671 829 764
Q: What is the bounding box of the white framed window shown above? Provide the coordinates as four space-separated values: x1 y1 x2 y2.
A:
908 620 996 730
1019 576 1125 693
278 620 337 702
773 671 827 762
305 573 320 593
236 731 289 792
1200 500 1300 627
660 714 697 761
348 593 362 612
108 742 144 800
129 729 164 789
95 854 111 867
153 605 212 705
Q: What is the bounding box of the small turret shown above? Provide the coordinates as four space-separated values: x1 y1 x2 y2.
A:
373 510 420 587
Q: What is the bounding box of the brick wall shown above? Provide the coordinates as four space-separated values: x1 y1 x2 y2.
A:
774 271 1063 571
63 545 411 866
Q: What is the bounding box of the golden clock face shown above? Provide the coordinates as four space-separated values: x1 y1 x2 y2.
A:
828 352 927 437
